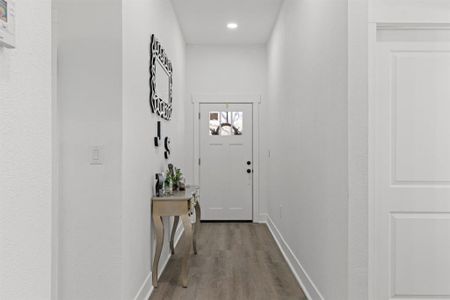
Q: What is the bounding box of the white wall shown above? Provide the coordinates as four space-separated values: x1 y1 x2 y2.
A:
0 0 53 299
56 0 186 298
57 1 123 299
122 0 186 299
186 45 267 97
185 45 268 214
266 0 348 299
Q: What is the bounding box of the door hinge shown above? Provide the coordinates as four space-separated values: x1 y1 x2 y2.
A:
198 158 201 165
198 112 201 119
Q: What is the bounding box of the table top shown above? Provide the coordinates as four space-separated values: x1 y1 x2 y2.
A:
152 185 199 201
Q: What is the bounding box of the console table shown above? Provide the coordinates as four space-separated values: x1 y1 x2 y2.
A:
151 186 201 288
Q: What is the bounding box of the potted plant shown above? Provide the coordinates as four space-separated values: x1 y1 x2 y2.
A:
165 164 183 192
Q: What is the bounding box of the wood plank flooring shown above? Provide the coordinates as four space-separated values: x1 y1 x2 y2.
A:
149 223 306 300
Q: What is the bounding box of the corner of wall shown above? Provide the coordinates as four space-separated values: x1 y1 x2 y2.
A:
265 216 324 300
133 225 185 300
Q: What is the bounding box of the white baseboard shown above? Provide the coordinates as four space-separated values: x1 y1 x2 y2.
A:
254 213 269 224
133 271 153 300
136 217 322 299
265 216 324 300
133 225 185 300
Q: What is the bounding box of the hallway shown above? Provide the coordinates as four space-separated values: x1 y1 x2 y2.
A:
2 0 450 299
150 223 306 300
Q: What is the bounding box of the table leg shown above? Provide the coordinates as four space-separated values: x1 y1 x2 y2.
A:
180 214 193 288
170 216 179 255
193 203 201 254
152 215 164 288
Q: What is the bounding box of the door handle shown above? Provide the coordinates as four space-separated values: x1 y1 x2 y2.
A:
247 169 252 174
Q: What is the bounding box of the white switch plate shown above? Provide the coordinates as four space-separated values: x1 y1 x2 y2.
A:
90 146 103 165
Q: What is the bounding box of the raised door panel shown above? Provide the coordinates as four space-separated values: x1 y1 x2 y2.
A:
392 52 450 184
392 213 450 297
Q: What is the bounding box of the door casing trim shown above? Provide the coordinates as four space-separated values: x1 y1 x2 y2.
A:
192 94 263 223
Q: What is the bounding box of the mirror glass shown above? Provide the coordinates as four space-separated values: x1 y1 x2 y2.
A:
155 60 169 103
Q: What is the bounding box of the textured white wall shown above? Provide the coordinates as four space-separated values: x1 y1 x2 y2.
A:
0 0 53 299
57 1 123 299
185 45 268 215
122 0 186 298
186 45 267 98
266 0 348 298
56 0 186 298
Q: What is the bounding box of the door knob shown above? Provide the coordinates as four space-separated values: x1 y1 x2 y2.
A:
247 169 252 174
247 161 251 165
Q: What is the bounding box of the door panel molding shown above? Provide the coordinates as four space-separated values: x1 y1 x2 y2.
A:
390 50 450 185
390 213 450 298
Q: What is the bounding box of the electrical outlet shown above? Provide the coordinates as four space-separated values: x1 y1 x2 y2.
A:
90 146 103 165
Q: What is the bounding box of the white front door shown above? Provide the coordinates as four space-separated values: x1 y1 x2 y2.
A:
200 103 253 220
371 36 450 299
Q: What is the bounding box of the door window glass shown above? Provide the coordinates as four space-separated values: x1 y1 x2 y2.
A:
209 111 243 136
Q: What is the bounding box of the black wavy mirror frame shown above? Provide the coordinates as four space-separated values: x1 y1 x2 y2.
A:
149 34 173 121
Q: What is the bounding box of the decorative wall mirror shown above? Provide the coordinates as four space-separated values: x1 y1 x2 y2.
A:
149 34 173 120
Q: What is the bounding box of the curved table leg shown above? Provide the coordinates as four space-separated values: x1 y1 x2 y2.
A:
152 215 164 288
180 214 193 288
170 216 179 255
193 202 201 254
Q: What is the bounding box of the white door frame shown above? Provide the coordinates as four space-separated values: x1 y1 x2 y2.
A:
368 21 377 300
192 94 263 223
51 8 60 300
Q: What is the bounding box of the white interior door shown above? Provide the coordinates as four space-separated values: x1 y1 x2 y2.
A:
371 35 450 299
200 103 253 220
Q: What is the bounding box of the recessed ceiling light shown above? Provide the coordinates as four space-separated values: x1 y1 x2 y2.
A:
227 23 238 29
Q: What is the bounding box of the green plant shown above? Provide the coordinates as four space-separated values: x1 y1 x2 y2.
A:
173 168 182 183
165 165 183 186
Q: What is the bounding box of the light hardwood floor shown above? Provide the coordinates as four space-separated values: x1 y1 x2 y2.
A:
150 223 306 300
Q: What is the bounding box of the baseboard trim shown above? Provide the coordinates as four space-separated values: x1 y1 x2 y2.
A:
254 213 269 224
133 271 153 300
202 220 252 223
133 224 185 300
136 217 323 299
265 216 324 300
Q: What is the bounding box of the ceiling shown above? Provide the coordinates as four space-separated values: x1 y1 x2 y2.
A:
171 0 284 45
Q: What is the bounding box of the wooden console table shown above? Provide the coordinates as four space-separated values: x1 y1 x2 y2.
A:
151 186 201 288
